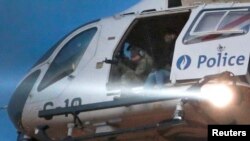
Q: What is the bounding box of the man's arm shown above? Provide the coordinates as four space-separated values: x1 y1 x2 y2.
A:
135 58 147 76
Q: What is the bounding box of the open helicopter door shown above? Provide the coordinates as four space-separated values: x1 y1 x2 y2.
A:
171 4 250 81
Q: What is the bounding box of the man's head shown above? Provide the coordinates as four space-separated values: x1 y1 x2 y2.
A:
130 47 143 62
164 31 177 43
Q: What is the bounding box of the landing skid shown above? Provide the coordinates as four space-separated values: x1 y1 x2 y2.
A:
35 119 184 141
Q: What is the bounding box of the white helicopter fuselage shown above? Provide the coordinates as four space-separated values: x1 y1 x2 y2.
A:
8 1 250 140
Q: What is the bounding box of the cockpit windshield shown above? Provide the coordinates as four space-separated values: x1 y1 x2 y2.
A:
31 19 100 69
32 41 59 68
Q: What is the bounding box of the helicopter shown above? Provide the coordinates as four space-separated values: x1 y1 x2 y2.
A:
8 0 250 140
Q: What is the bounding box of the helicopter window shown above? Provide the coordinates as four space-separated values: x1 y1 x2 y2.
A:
32 43 58 68
194 11 226 33
184 9 250 44
38 27 97 91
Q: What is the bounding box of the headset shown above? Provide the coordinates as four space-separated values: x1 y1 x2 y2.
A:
123 43 145 59
138 49 145 57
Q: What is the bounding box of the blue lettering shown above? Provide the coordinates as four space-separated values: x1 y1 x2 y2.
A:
223 53 228 66
196 53 245 69
237 56 245 65
217 53 221 67
228 56 236 66
198 55 207 68
207 58 216 68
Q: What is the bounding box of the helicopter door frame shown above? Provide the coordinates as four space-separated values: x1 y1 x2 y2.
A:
107 8 191 92
172 6 250 81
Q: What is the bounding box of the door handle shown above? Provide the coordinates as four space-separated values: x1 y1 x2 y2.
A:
68 74 75 79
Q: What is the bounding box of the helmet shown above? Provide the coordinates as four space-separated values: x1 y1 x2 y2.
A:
123 43 132 59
